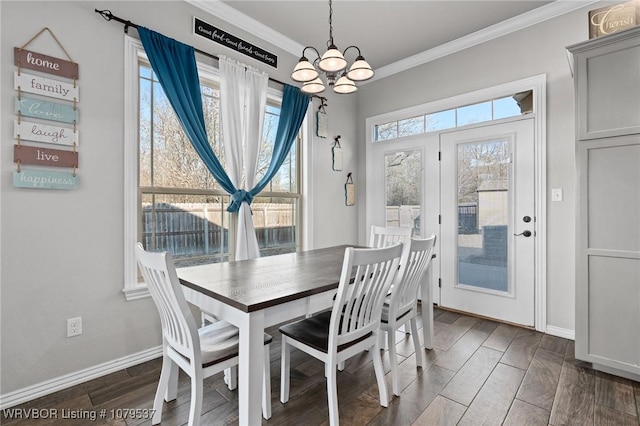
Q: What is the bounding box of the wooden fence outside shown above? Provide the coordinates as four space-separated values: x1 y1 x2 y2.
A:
142 203 295 260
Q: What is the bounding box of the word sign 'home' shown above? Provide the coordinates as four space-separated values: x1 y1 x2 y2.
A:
14 48 79 79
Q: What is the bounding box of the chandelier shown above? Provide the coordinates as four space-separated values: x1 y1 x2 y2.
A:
290 0 374 94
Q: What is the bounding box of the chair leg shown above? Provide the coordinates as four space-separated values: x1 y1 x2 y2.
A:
388 324 400 396
280 336 291 403
410 317 423 369
165 358 179 402
188 374 203 426
372 340 389 407
262 344 272 420
327 363 339 426
152 355 172 425
225 366 237 390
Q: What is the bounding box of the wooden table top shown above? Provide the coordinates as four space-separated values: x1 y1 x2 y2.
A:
177 245 350 313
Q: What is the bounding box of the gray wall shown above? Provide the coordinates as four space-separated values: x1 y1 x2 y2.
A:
0 1 358 396
356 6 591 332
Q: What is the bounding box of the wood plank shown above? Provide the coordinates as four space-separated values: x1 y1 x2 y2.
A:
434 323 495 372
500 330 542 370
516 348 564 411
594 404 640 426
367 365 455 426
483 323 520 352
432 316 478 351
635 381 640 418
413 395 467 426
595 371 638 416
538 333 569 355
549 362 596 425
439 346 503 406
503 398 550 426
457 363 525 425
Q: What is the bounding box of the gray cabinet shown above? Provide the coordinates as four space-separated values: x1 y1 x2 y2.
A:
568 26 640 381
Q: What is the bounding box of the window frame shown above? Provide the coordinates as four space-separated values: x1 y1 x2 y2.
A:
123 36 303 300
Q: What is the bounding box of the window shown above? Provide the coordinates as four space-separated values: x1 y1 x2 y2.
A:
373 91 532 142
124 37 301 299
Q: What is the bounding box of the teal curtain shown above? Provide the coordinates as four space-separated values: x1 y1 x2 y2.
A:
138 27 309 212
251 84 309 197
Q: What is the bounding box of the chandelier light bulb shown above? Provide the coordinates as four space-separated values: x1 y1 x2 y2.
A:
301 77 326 94
291 57 319 82
346 56 374 82
318 45 347 73
333 73 357 94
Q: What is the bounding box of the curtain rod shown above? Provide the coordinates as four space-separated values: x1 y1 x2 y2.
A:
95 8 317 96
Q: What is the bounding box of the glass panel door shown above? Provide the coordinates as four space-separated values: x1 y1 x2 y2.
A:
441 119 535 326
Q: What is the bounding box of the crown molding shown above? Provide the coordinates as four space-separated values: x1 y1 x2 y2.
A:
186 0 304 57
187 0 600 84
371 0 600 82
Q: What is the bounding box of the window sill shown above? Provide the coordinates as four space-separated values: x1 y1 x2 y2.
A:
122 284 151 301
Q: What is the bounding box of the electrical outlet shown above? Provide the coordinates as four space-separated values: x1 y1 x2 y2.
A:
67 317 82 337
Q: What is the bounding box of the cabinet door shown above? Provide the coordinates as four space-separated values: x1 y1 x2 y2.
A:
571 27 640 140
575 137 640 378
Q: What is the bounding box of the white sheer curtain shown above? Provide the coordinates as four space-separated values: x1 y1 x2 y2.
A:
219 56 268 260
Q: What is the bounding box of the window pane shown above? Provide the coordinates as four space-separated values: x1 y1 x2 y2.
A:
375 121 398 141
426 109 456 132
398 116 425 138
493 96 522 120
457 101 492 127
141 193 230 267
252 197 297 257
139 72 152 187
456 140 510 292
385 150 422 235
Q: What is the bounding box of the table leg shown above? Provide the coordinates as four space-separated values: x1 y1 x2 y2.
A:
238 310 265 426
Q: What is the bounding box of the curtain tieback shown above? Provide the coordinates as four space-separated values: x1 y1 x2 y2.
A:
227 189 254 212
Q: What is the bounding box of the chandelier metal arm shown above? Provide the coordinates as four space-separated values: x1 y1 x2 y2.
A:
301 46 322 62
342 45 362 58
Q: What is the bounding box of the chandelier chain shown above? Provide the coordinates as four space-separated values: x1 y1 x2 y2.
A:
328 0 333 47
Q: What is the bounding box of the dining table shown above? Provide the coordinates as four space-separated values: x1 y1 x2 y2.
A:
176 244 434 426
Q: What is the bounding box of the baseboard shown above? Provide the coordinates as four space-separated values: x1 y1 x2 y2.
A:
545 325 575 340
0 346 162 410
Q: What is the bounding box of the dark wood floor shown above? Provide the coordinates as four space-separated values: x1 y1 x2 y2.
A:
3 306 640 425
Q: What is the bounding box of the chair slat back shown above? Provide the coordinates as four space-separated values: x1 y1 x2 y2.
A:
369 226 413 249
135 243 199 362
331 244 403 350
390 235 437 317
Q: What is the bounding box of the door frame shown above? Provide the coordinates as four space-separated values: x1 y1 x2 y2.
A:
364 74 547 332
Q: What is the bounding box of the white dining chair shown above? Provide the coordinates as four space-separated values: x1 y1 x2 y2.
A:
369 225 413 248
135 243 272 426
381 235 436 396
279 243 404 426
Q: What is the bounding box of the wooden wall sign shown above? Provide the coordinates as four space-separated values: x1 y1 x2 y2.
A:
14 145 78 168
14 120 77 146
589 1 639 38
14 47 78 79
13 169 78 190
15 96 78 124
193 17 278 68
15 71 79 102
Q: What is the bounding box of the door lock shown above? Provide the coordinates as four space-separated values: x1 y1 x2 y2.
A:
523 216 532 223
514 230 532 237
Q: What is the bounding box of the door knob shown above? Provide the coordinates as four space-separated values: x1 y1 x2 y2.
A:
514 230 532 237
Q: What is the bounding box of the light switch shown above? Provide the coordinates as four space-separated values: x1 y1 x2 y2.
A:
552 188 563 202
